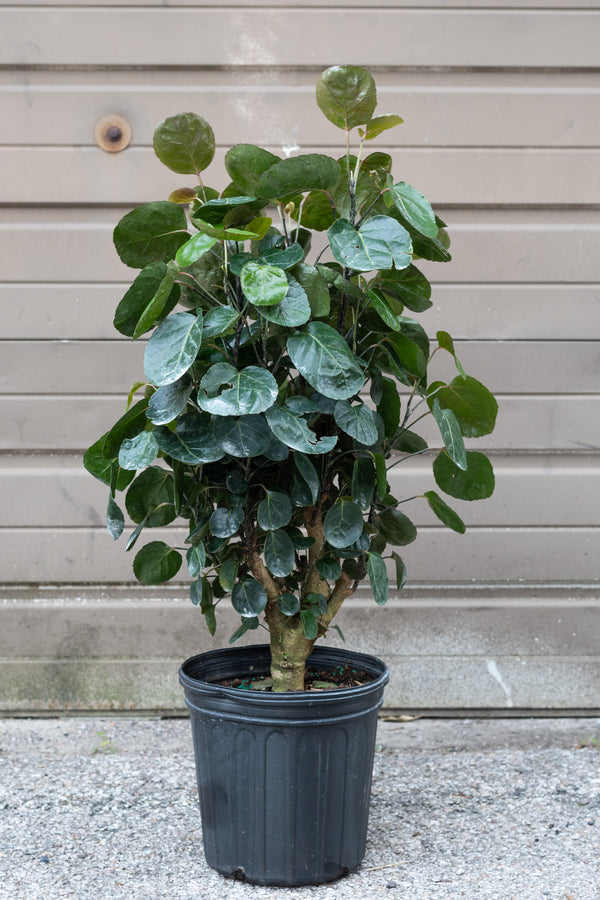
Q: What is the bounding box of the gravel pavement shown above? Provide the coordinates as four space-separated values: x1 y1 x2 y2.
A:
1 717 599 900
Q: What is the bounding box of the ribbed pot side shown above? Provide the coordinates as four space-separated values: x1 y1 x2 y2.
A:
179 644 389 886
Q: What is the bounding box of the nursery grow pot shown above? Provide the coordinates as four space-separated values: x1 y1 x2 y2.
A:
179 643 389 886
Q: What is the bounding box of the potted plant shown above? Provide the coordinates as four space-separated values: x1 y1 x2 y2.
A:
84 64 498 885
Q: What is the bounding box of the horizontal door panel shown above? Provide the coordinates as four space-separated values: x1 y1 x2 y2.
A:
3 71 599 148
3 283 599 341
1 526 597 583
1 454 597 528
0 395 596 452
4 146 599 206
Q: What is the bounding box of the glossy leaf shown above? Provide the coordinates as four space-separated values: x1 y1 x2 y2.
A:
219 557 239 592
278 593 300 616
175 232 218 267
433 451 495 501
323 500 364 549
431 398 467 471
125 467 176 527
202 307 240 340
153 112 215 174
154 411 224 464
256 154 340 200
386 179 438 239
214 414 271 458
294 453 320 505
379 265 433 313
257 275 312 327
198 363 278 416
83 435 135 491
113 202 189 269
264 529 295 577
241 261 289 307
375 507 417 546
432 376 498 438
147 377 193 425
316 65 377 130
186 542 206 577
296 191 336 231
210 507 244 538
360 114 403 140
316 557 342 581
352 456 376 510
424 490 466 534
328 216 412 272
133 541 182 585
265 406 338 455
225 143 281 194
300 609 319 641
366 552 388 606
232 577 268 618
106 496 124 541
378 376 401 439
292 264 330 317
132 266 180 340
114 262 171 337
144 312 203 387
366 287 401 332
390 551 407 590
257 490 292 531
334 400 379 446
287 321 364 400
118 431 159 471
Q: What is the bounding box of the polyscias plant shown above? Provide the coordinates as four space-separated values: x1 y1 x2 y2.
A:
85 65 498 691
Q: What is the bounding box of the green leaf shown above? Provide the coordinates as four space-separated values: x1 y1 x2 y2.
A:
118 431 159 470
287 321 364 400
83 434 135 490
375 507 417 546
153 112 215 174
433 451 495 501
219 557 239 592
264 529 295 577
291 264 330 317
154 411 224 464
334 399 379 446
366 287 401 331
316 557 342 581
373 451 388 500
133 541 182 585
437 331 467 379
232 576 267 618
300 609 319 641
198 363 278 416
390 551 407 590
186 542 206 577
431 398 467 471
424 490 466 534
131 266 179 340
256 154 340 200
260 243 305 270
225 143 281 194
113 202 189 269
106 496 124 540
175 232 218 267
241 261 289 307
294 453 320 505
432 376 498 438
383 331 427 383
360 114 403 140
202 307 240 340
295 191 336 231
316 65 377 130
113 262 175 337
328 216 412 272
391 429 428 455
214 414 271 458
379 265 432 313
125 467 176 526
210 507 244 538
352 456 376 510
386 179 438 239
147 377 192 425
378 376 401 439
257 490 292 531
144 312 203 387
367 552 388 606
265 406 337 455
278 593 300 616
228 617 259 644
256 275 311 328
323 500 364 549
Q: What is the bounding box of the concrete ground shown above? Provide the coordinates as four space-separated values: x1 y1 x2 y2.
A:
0 717 599 900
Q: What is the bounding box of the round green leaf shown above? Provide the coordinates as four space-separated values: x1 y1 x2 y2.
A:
424 490 466 534
292 264 331 317
316 557 342 581
113 202 189 269
379 265 433 313
375 507 417 546
175 232 218 267
256 276 311 327
232 577 267 618
334 399 379 446
257 490 292 531
433 376 498 438
366 552 388 606
296 190 336 231
316 65 377 130
433 451 495 501
214 414 271 458
328 216 412 272
265 406 338 455
83 436 135 490
264 529 295 577
133 541 182 585
198 363 278 416
241 261 289 307
286 321 364 400
147 377 193 426
153 113 215 174
118 431 159 470
210 507 244 539
387 180 438 239
277 593 300 616
225 143 281 194
323 500 364 549
125 467 176 526
144 312 203 387
256 154 340 200
202 307 240 340
154 411 224 464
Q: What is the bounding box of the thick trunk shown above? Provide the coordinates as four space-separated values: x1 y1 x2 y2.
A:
265 603 314 692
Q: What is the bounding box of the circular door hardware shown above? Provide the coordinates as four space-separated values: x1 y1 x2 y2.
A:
94 115 132 152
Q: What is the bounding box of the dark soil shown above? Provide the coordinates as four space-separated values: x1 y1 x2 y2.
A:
219 663 375 692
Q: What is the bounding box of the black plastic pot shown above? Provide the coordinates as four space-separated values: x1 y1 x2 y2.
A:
179 643 389 886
